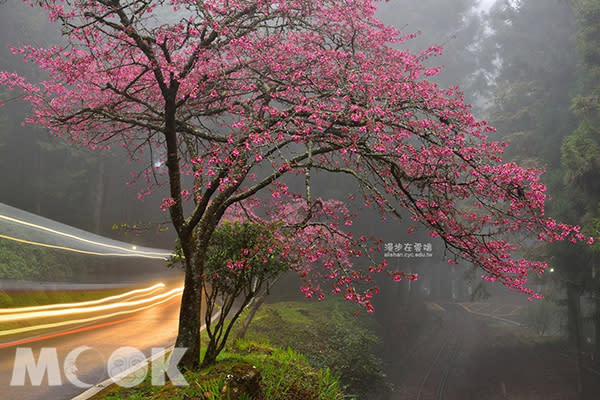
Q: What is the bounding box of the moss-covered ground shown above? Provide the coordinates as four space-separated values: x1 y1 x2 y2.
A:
92 298 389 399
94 341 344 400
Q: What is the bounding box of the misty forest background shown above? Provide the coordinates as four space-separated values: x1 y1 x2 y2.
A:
1 0 600 370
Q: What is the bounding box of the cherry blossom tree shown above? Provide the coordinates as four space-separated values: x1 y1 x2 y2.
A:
182 200 362 366
0 0 592 369
194 219 289 366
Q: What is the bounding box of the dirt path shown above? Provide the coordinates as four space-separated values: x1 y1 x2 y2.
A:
381 301 600 400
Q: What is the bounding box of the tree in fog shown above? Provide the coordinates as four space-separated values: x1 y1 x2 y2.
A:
480 2 600 394
0 0 591 369
0 2 135 235
482 0 578 169
562 0 600 362
377 0 488 100
480 0 591 354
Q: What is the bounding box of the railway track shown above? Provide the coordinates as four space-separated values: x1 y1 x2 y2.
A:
415 305 465 400
415 335 463 400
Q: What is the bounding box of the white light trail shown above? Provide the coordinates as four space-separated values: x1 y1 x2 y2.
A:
0 289 183 338
0 286 184 323
0 283 166 314
0 234 172 260
0 213 174 259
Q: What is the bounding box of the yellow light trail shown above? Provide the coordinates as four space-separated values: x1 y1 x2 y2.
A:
0 283 166 314
0 289 182 338
0 213 174 258
0 234 171 260
0 286 184 323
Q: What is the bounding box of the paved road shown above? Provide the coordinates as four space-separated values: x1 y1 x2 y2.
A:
0 285 182 400
385 300 600 400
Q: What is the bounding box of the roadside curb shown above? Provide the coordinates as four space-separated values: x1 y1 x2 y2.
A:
70 311 222 400
70 346 174 400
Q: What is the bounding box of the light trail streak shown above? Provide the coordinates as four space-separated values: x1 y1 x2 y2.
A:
0 213 174 258
0 283 166 314
0 233 172 260
0 290 182 338
0 315 140 349
0 287 184 323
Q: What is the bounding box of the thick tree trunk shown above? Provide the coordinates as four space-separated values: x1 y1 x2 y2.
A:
175 261 202 370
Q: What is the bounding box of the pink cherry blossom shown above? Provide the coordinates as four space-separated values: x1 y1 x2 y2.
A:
0 0 592 315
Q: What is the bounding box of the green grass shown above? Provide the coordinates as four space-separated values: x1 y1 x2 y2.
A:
233 299 390 398
485 320 565 346
91 297 389 399
93 342 344 400
0 236 84 281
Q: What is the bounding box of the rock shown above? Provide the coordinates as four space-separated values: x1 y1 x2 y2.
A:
220 363 262 399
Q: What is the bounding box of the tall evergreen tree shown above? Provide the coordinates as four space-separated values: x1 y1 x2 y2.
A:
562 0 600 364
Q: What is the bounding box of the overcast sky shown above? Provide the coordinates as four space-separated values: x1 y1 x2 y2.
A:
477 0 496 12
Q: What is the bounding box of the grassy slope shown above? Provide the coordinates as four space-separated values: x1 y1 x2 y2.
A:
93 298 389 400
236 299 390 398
95 342 344 400
0 237 82 281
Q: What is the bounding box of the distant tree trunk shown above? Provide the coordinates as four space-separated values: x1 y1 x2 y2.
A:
409 266 424 304
92 158 105 234
399 276 409 308
567 282 581 343
439 264 452 300
454 267 467 302
430 264 441 299
34 141 43 215
567 281 584 400
236 278 279 340
237 296 264 340
595 292 600 362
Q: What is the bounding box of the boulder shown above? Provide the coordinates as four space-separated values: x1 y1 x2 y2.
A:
220 363 262 399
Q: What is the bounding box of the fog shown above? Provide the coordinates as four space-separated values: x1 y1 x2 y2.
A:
0 0 599 399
